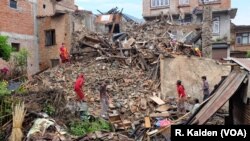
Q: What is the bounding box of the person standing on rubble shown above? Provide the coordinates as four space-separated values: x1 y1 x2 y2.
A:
74 74 85 101
201 76 210 101
168 30 178 53
100 80 110 119
59 43 70 63
176 80 186 115
178 6 185 24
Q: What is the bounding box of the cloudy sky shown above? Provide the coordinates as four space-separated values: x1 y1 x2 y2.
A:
76 0 250 25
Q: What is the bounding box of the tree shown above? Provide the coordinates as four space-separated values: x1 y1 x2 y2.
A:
0 36 12 61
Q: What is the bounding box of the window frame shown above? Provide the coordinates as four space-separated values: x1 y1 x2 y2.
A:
11 43 20 52
45 29 56 46
235 32 250 46
9 0 17 9
179 0 189 6
199 0 220 4
151 0 170 8
212 17 220 35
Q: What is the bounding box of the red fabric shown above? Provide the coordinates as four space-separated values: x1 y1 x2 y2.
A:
177 85 186 98
75 88 84 101
0 67 9 74
74 75 85 101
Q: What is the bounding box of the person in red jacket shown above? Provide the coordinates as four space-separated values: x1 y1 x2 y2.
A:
74 74 85 101
176 80 186 115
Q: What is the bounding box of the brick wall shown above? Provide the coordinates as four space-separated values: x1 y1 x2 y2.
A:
143 0 231 18
37 0 76 17
57 0 76 11
37 0 54 16
0 0 34 35
0 0 39 75
38 14 72 70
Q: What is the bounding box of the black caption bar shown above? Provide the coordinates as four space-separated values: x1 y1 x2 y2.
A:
171 125 250 141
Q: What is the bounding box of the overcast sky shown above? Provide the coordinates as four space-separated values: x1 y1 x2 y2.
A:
76 0 250 25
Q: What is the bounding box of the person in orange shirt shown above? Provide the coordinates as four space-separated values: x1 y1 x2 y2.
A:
59 43 69 63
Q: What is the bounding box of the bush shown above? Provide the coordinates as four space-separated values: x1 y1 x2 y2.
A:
0 36 12 61
69 118 111 136
0 81 11 96
247 51 250 58
11 48 29 76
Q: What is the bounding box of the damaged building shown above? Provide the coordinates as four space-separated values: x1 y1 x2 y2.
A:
37 0 77 70
142 0 237 60
0 0 39 75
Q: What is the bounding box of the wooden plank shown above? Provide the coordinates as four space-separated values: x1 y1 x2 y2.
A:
144 117 151 128
156 104 171 112
150 112 169 118
123 38 135 48
150 96 165 105
244 74 250 104
147 129 159 136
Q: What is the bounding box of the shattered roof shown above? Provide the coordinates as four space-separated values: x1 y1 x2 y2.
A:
231 58 250 72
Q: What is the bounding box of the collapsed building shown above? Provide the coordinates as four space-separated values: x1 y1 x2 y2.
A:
1 0 250 141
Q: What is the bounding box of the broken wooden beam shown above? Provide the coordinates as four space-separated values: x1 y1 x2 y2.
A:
150 112 169 118
150 96 165 105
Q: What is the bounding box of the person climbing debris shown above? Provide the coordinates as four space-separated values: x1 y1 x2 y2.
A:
59 43 70 63
100 80 110 119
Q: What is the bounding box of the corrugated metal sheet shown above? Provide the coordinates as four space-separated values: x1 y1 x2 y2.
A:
231 58 250 72
188 71 247 125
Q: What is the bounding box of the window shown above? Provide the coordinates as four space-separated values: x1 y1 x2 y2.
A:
212 17 220 34
45 30 56 46
179 0 189 5
236 33 250 45
11 43 20 52
9 0 17 9
200 0 220 4
151 0 170 8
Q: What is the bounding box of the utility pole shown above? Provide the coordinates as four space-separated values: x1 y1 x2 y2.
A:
202 5 213 58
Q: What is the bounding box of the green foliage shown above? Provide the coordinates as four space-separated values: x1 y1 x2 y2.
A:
69 118 111 136
15 84 27 94
43 104 56 116
11 48 29 76
247 51 250 58
0 81 11 96
12 48 29 67
0 36 12 61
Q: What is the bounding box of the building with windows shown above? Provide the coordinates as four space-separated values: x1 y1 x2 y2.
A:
142 0 237 60
37 0 77 70
231 25 250 58
0 0 39 75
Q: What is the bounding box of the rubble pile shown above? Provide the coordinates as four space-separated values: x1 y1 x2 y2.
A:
71 19 201 81
26 60 162 120
14 58 189 140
